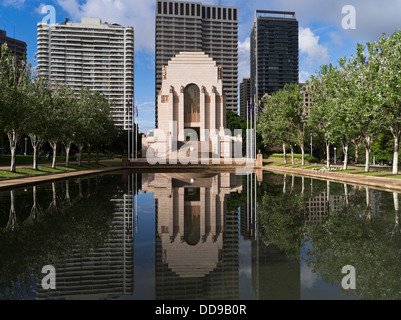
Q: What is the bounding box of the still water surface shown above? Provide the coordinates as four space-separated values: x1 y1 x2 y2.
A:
0 170 400 300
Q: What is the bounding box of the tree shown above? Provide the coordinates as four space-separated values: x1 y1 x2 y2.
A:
369 31 401 174
26 75 51 170
44 83 71 169
308 64 339 169
259 91 296 165
0 43 31 172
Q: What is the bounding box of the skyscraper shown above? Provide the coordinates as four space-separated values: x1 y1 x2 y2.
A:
37 18 134 130
0 29 27 60
155 0 238 127
240 77 251 119
250 10 299 105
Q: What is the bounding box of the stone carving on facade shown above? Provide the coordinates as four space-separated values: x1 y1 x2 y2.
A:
162 66 167 80
201 85 205 93
218 66 222 80
212 86 216 94
180 85 184 93
170 85 174 93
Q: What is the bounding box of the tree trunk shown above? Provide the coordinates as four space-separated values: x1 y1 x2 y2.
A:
344 184 349 207
343 143 349 170
394 192 400 235
326 140 330 169
364 136 372 173
354 140 360 164
301 143 305 166
7 131 19 173
326 181 331 210
290 144 295 165
365 187 371 219
50 142 57 169
283 174 287 194
30 135 43 171
392 134 399 175
64 142 71 168
283 143 287 164
7 190 17 230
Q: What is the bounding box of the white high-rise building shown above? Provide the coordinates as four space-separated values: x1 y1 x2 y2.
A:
37 18 134 129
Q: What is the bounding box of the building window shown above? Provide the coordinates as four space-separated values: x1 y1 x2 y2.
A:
218 8 221 19
233 9 237 20
191 4 195 16
158 1 162 14
228 8 232 20
207 7 210 19
197 4 201 16
180 3 184 15
169 2 173 14
175 3 178 15
186 4 189 15
223 8 226 20
212 7 216 19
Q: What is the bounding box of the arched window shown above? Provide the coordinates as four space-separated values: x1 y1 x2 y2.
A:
184 84 200 123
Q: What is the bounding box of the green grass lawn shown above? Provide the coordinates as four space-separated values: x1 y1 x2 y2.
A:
0 170 25 178
0 160 122 181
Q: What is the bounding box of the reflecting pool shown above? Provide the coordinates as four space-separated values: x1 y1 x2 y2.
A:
0 170 400 300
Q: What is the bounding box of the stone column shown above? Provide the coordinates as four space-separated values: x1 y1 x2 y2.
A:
179 188 185 243
168 86 174 153
201 188 206 242
179 86 184 141
210 86 216 131
200 86 206 141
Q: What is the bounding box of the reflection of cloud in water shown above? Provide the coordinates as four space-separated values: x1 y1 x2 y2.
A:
239 266 252 278
301 262 318 289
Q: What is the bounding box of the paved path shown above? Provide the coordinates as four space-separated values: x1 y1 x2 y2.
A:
0 166 122 191
264 165 401 193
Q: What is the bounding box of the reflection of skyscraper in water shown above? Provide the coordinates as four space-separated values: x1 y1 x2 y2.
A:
142 172 242 299
242 174 300 300
36 193 135 300
251 242 300 300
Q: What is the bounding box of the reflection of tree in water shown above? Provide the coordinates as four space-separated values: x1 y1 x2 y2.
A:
256 172 401 299
257 173 307 259
306 191 401 300
0 174 122 299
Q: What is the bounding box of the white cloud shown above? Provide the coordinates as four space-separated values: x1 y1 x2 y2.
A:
55 0 155 52
299 27 330 65
2 0 25 8
299 70 311 83
238 36 250 81
301 262 318 289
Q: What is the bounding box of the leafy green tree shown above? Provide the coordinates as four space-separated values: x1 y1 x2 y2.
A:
0 43 31 172
259 91 296 164
26 75 51 170
308 64 339 169
369 31 401 174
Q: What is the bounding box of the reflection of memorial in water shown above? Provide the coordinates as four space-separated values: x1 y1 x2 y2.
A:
141 172 242 299
35 176 136 300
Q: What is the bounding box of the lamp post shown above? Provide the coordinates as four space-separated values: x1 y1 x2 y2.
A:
24 137 28 156
310 133 313 157
334 147 337 165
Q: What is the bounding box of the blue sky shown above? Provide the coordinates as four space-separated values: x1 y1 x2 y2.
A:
2 0 401 134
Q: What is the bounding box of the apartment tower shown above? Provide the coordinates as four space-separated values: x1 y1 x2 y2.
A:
250 10 299 105
0 29 27 60
155 0 238 127
37 18 134 129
